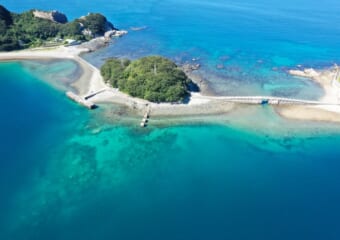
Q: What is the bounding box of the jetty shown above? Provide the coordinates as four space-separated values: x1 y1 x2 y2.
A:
66 88 110 109
84 88 109 100
66 91 96 109
140 105 151 127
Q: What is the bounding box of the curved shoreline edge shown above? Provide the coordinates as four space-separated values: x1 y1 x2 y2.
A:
1 46 340 124
276 68 340 123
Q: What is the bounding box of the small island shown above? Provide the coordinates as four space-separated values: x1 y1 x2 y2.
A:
1 4 340 125
101 56 193 103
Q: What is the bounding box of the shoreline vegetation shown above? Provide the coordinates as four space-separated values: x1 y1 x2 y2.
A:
0 5 127 51
100 56 193 103
1 5 340 125
1 45 340 124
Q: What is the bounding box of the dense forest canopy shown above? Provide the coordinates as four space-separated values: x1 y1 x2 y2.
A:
101 56 192 103
0 5 113 51
0 5 12 26
77 13 110 36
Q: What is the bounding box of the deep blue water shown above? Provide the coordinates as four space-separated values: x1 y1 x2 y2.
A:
2 1 340 239
1 61 340 240
5 0 340 97
0 62 86 234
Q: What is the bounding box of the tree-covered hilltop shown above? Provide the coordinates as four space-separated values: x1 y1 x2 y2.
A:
0 5 116 51
101 56 192 103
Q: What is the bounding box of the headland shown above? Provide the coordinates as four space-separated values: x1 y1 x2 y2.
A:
1 4 340 125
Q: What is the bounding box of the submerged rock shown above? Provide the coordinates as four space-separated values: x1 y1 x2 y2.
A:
216 64 224 70
219 55 230 61
130 26 148 31
289 68 320 78
182 63 201 72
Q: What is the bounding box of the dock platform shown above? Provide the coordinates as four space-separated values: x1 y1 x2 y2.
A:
140 106 151 127
66 91 96 109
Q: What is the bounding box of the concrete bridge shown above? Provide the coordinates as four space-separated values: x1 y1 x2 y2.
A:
84 88 339 106
72 87 340 110
208 96 339 106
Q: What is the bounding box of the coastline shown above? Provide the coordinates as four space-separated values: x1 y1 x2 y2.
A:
275 68 340 123
1 45 340 124
0 45 237 118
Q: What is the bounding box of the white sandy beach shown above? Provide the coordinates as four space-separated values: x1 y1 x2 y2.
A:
275 68 340 123
1 45 340 122
0 45 238 117
0 46 106 95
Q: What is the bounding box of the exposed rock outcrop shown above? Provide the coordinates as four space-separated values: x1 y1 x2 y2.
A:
78 13 117 38
33 10 68 24
104 30 128 39
78 37 109 51
289 68 320 78
182 63 201 72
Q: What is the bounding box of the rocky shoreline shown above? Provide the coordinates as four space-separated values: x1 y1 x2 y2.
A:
274 66 340 123
1 41 340 124
78 30 128 52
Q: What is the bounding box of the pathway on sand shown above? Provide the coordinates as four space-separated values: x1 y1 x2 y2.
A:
1 46 340 123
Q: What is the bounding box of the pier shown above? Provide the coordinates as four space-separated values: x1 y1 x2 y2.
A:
66 88 110 109
66 91 96 109
84 88 109 100
140 105 151 127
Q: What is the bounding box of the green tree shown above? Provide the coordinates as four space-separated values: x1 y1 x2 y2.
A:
101 58 130 87
78 13 107 36
60 21 82 38
0 20 7 34
101 56 190 103
0 5 113 51
0 5 13 26
0 31 19 51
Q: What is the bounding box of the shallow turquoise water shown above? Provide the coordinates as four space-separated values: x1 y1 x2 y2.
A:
2 0 340 239
5 0 340 97
1 62 340 239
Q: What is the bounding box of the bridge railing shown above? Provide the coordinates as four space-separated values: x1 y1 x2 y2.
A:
215 96 339 105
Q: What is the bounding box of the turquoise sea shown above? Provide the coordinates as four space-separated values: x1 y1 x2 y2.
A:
2 1 340 239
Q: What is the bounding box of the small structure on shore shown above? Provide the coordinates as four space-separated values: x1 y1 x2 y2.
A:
140 105 151 127
66 91 96 109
